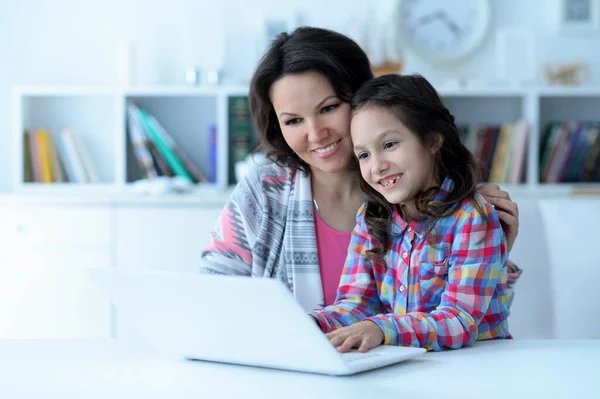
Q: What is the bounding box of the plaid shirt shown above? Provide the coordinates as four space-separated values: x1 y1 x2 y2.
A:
310 178 510 351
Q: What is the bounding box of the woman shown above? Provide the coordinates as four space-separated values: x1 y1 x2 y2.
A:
199 27 521 312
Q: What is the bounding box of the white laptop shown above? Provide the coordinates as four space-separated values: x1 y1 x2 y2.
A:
87 268 426 376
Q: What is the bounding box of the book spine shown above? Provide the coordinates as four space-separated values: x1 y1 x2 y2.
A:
149 115 207 182
208 124 218 183
127 104 159 179
137 109 193 183
60 129 89 183
37 130 53 183
23 131 34 183
70 132 100 183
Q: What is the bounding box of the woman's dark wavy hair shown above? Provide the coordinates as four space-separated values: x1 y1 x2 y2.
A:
350 74 486 264
248 26 374 174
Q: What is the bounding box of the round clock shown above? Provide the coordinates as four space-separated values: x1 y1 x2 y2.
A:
396 0 492 64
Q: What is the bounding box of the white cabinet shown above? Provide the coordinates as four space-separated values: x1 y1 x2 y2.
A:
112 204 222 342
113 205 222 273
0 197 228 340
0 205 112 338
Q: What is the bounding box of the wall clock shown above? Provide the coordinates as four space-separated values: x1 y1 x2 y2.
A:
396 0 492 64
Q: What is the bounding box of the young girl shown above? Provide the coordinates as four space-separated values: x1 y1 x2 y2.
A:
309 74 510 352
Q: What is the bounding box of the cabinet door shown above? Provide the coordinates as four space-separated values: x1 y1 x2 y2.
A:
0 204 111 249
0 249 112 338
114 206 223 273
0 204 112 338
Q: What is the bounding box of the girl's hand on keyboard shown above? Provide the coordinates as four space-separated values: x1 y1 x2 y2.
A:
325 321 384 353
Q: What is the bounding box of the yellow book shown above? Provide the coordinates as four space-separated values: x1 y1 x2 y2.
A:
36 129 53 183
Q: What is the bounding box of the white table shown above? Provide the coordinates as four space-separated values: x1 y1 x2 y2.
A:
0 339 597 398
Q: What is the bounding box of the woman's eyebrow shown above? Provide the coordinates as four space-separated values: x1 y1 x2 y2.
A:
315 95 338 109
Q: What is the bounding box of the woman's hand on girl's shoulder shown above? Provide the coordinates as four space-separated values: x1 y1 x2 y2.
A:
478 183 519 252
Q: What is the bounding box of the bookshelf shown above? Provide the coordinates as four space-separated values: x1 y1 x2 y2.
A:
12 85 600 197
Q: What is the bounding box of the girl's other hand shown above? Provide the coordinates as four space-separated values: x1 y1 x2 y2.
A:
325 321 384 353
478 183 519 252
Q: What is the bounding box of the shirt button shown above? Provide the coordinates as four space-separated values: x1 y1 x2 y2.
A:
399 285 405 292
402 252 408 259
407 227 412 232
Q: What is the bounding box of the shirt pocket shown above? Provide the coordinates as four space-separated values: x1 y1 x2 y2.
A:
418 258 449 309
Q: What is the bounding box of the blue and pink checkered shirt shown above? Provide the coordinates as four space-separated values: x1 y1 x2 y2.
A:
310 177 511 351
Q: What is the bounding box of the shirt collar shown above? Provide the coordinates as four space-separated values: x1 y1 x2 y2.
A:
390 177 455 238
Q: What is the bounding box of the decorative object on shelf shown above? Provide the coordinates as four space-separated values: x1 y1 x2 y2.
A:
185 67 203 85
185 67 221 86
372 21 404 76
558 0 600 33
116 41 137 86
396 0 492 64
543 62 590 86
131 175 194 195
205 69 221 86
372 60 404 76
495 29 537 86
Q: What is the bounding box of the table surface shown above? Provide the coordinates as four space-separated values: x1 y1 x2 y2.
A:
0 339 598 399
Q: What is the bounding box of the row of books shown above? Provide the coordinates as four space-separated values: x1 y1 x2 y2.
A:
23 129 99 183
127 103 207 183
458 121 529 184
539 122 600 183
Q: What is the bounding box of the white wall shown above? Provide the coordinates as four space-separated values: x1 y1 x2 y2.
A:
1 0 600 191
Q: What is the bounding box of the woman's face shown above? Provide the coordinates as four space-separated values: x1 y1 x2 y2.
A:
269 71 354 174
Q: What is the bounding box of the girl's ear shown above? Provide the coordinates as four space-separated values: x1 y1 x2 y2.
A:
430 133 444 154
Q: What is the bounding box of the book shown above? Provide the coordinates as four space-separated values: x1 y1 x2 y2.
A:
207 124 218 183
36 129 54 183
127 104 159 179
70 132 100 183
28 130 42 182
228 96 255 184
508 121 529 184
137 109 194 183
46 132 66 182
147 114 207 183
23 131 34 183
60 129 89 183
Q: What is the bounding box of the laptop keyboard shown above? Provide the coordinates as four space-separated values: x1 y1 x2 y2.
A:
341 351 383 363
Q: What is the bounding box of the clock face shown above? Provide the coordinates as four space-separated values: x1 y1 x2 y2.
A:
397 0 491 63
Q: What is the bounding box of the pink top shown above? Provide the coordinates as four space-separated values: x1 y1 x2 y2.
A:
314 209 352 307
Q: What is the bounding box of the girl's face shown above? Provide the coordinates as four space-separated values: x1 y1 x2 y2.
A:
351 106 438 212
270 71 354 174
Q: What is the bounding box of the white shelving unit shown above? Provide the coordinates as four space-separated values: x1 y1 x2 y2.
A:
12 84 600 197
12 85 249 193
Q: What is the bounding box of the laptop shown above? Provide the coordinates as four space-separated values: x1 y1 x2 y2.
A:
87 268 426 376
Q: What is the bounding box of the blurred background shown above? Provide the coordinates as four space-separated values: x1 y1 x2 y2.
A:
0 0 598 341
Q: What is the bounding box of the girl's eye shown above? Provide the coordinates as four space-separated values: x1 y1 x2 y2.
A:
321 104 339 113
383 141 397 149
285 118 302 126
356 152 369 160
